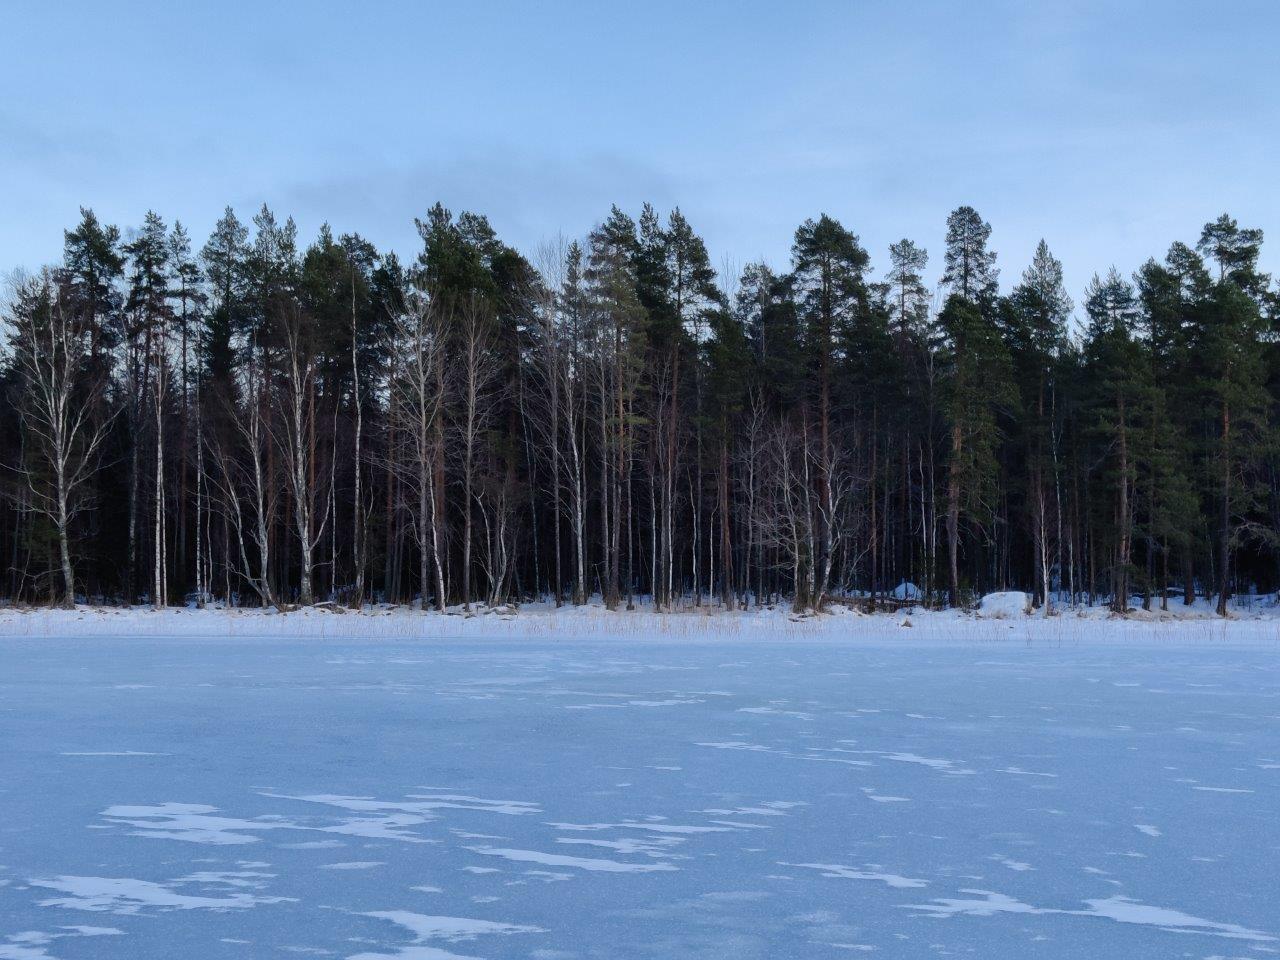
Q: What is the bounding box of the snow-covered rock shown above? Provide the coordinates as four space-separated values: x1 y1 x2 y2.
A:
976 591 1032 619
892 581 923 601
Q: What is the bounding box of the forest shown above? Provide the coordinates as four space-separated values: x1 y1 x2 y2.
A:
0 203 1274 616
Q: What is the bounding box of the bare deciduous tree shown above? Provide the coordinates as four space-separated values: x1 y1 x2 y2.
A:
7 271 116 607
274 303 329 605
387 294 447 610
454 294 503 613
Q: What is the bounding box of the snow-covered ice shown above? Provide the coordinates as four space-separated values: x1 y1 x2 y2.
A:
1 613 1277 957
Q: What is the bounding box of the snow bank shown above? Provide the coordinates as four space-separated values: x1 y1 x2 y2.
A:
1 597 1278 646
976 592 1032 619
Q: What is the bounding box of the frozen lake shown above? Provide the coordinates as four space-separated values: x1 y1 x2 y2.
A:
1 633 1277 958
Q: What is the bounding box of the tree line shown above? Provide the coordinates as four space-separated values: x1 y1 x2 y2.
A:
1 202 1275 616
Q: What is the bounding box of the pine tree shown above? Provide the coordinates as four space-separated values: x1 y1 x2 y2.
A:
937 294 1014 606
168 221 204 601
1189 223 1268 614
941 206 999 305
664 208 723 605
886 238 930 343
704 301 753 606
1081 269 1147 611
585 207 646 609
790 214 870 607
63 208 125 364
123 212 173 605
1135 258 1199 607
1198 214 1267 294
737 262 804 409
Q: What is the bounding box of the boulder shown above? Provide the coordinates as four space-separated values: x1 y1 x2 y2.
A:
976 591 1032 619
892 581 923 601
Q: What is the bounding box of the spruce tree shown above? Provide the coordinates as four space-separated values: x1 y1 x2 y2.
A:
1004 240 1071 610
199 207 249 391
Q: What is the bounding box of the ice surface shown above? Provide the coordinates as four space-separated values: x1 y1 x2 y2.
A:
1 619 1277 957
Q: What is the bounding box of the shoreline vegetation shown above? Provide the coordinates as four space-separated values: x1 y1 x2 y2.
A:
3 593 1276 645
4 206 1276 620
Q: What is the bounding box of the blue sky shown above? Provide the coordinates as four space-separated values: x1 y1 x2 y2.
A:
2 0 1276 308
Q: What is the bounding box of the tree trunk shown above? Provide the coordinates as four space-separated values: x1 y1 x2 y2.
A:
1217 399 1231 617
946 421 962 608
1113 396 1130 614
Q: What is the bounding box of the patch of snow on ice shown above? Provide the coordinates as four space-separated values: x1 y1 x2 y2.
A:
100 802 431 845
349 910 544 960
0 926 124 960
269 793 539 817
463 846 677 873
1081 896 1274 941
862 751 976 775
861 788 910 803
907 890 1275 942
787 863 928 888
31 874 293 914
1192 786 1254 794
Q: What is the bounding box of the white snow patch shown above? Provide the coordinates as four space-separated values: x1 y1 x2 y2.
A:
0 926 124 960
464 846 676 873
907 889 1275 942
787 863 928 888
268 792 540 817
861 788 910 803
31 874 293 914
349 911 544 960
1192 787 1254 794
100 801 431 845
555 836 681 857
858 751 975 776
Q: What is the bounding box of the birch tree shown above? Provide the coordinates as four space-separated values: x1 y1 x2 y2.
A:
6 271 116 607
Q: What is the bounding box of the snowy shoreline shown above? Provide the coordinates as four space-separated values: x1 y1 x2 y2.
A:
3 600 1279 646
